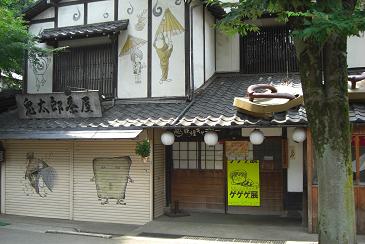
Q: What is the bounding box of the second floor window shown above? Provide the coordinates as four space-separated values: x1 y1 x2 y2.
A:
241 26 299 74
53 44 116 98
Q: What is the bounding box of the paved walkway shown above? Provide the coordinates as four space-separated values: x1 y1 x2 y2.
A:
0 213 364 243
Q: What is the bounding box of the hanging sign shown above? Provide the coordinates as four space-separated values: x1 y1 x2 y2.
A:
16 91 102 119
227 160 260 206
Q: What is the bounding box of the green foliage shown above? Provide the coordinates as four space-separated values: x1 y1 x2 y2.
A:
135 139 151 158
206 0 365 43
0 1 62 89
0 0 36 16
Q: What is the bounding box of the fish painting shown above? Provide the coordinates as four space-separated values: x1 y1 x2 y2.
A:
24 153 56 197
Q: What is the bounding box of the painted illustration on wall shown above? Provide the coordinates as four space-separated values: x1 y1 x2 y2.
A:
73 7 81 21
92 157 134 205
135 9 148 31
31 54 51 91
225 141 250 160
120 35 147 84
23 152 57 198
154 8 184 83
227 160 260 206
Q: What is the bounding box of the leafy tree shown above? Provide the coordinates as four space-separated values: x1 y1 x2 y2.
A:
207 0 365 243
0 0 36 16
0 1 55 91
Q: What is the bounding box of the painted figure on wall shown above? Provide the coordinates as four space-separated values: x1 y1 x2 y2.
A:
120 35 147 84
154 8 184 83
92 156 134 205
135 9 148 31
153 34 173 83
23 152 56 198
31 54 51 92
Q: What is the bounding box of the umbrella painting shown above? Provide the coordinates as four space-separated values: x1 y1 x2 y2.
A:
154 8 184 83
120 35 147 83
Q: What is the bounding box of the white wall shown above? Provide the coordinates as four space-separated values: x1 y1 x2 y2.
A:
87 0 114 24
58 4 84 27
27 22 54 94
204 10 216 81
33 7 55 20
241 128 282 137
58 37 111 48
287 128 304 192
151 0 186 97
347 33 365 68
117 0 148 98
192 5 204 90
216 30 240 72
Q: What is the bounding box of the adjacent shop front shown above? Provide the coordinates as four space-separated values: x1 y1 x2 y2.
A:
166 127 305 217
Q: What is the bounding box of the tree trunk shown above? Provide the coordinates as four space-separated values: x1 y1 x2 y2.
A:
295 34 356 244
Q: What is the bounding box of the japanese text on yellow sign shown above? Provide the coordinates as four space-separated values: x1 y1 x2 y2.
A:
227 160 260 206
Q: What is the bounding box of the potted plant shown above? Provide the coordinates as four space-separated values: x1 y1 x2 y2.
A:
135 139 150 163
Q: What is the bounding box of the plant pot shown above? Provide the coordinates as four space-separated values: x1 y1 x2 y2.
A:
142 156 149 163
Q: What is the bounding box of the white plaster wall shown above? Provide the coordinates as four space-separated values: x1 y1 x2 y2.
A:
58 4 84 27
32 7 55 20
117 0 148 98
241 128 282 137
216 31 240 72
347 32 365 68
87 0 114 24
204 10 215 81
192 5 204 90
287 128 304 192
151 0 186 97
58 37 111 48
59 0 79 3
27 22 54 94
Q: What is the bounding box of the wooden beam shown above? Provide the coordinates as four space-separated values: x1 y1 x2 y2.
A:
306 128 313 233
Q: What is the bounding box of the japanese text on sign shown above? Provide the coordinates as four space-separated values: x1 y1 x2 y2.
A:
16 91 102 119
227 160 260 206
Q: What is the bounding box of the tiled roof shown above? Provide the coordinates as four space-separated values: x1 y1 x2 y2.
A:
1 74 365 133
178 74 308 127
0 102 186 132
39 20 129 42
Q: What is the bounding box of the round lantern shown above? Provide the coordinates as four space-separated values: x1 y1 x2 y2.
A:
249 129 265 145
204 131 218 146
161 131 175 145
292 127 307 143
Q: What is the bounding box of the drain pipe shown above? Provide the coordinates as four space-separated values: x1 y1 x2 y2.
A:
172 1 201 126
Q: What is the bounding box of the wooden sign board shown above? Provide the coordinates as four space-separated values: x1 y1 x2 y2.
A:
16 91 102 119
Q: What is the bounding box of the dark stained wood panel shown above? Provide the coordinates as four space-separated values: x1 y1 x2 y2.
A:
241 26 299 74
312 186 365 234
171 170 225 211
357 187 365 233
54 44 115 98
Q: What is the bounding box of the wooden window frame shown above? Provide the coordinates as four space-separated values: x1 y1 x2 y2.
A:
53 42 117 98
172 141 224 170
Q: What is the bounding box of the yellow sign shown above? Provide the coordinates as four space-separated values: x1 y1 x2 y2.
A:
227 160 260 206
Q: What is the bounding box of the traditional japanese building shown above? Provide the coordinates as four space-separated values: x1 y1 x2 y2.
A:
0 0 365 234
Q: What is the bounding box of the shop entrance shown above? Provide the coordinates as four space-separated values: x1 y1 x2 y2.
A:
226 138 284 215
169 137 285 215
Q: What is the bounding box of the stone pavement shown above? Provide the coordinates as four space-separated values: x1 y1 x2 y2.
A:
0 213 364 244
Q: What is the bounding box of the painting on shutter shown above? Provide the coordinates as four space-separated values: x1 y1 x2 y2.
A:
4 141 71 219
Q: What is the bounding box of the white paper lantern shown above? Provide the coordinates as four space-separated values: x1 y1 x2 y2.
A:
292 127 307 143
204 131 218 146
161 131 175 145
249 129 265 145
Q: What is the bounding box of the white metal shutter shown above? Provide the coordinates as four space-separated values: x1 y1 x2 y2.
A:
73 141 151 225
4 141 71 219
